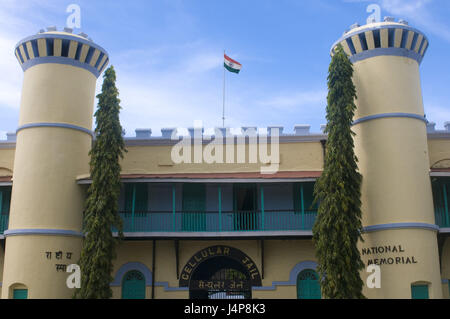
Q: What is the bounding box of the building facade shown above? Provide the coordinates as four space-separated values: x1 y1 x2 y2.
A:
0 19 449 299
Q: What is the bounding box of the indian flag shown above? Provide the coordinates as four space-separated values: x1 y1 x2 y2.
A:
224 53 242 74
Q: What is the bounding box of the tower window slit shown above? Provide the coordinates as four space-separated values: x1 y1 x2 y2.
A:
400 30 408 48
373 29 381 48
410 33 419 51
46 38 54 56
85 47 95 64
95 52 105 69
358 33 368 51
346 38 356 55
388 29 395 47
61 39 70 57
74 42 82 61
16 48 24 64
31 40 39 58
22 44 30 60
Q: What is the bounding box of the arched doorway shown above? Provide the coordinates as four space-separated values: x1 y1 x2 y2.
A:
297 269 321 299
190 256 252 299
179 245 262 299
122 270 146 299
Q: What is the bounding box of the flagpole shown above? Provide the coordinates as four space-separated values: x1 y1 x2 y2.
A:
222 50 226 128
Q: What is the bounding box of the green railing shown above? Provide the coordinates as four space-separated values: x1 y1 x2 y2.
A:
115 210 317 233
0 214 9 235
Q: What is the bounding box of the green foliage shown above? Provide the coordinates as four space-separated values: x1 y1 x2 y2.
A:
312 44 365 299
74 66 126 299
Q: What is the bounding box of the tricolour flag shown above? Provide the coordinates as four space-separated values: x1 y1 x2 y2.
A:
224 54 242 74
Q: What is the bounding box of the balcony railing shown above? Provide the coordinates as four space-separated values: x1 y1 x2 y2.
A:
0 214 9 235
115 210 318 233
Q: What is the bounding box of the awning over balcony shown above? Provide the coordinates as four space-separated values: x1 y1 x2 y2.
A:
77 171 322 184
430 168 450 177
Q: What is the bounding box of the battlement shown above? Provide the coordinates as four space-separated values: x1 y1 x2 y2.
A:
2 122 450 144
14 26 109 78
331 18 429 65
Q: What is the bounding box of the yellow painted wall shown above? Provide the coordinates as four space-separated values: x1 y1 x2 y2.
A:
2 59 97 299
111 239 317 299
352 56 424 118
0 148 15 177
17 64 96 129
352 52 442 299
428 139 450 169
119 141 324 175
353 119 434 226
359 229 442 299
4 136 450 178
2 235 82 299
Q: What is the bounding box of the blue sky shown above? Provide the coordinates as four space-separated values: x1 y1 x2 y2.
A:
0 0 449 137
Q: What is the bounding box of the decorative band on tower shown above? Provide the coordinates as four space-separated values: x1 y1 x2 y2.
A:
14 31 109 78
330 21 429 65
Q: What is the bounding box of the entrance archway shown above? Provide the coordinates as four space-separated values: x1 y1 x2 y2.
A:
179 245 262 299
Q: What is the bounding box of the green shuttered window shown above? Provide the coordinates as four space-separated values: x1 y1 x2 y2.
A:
411 284 429 299
13 289 28 299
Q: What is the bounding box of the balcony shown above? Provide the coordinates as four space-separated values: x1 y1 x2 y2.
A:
115 210 317 236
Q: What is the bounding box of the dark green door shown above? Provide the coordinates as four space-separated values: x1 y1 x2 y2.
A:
233 184 258 231
122 271 146 299
411 284 429 299
13 289 28 299
297 269 321 299
182 184 206 231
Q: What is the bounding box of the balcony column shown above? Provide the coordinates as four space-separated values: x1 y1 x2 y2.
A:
261 186 265 230
218 186 222 231
300 184 305 230
131 184 136 232
172 185 176 232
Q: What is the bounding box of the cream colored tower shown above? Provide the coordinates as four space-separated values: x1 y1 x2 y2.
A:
331 19 442 298
2 29 108 298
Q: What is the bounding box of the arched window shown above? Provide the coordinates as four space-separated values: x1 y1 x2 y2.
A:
122 270 146 299
297 269 321 299
10 283 28 299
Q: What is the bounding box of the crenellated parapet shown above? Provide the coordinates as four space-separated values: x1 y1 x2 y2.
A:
14 27 109 78
331 17 429 65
